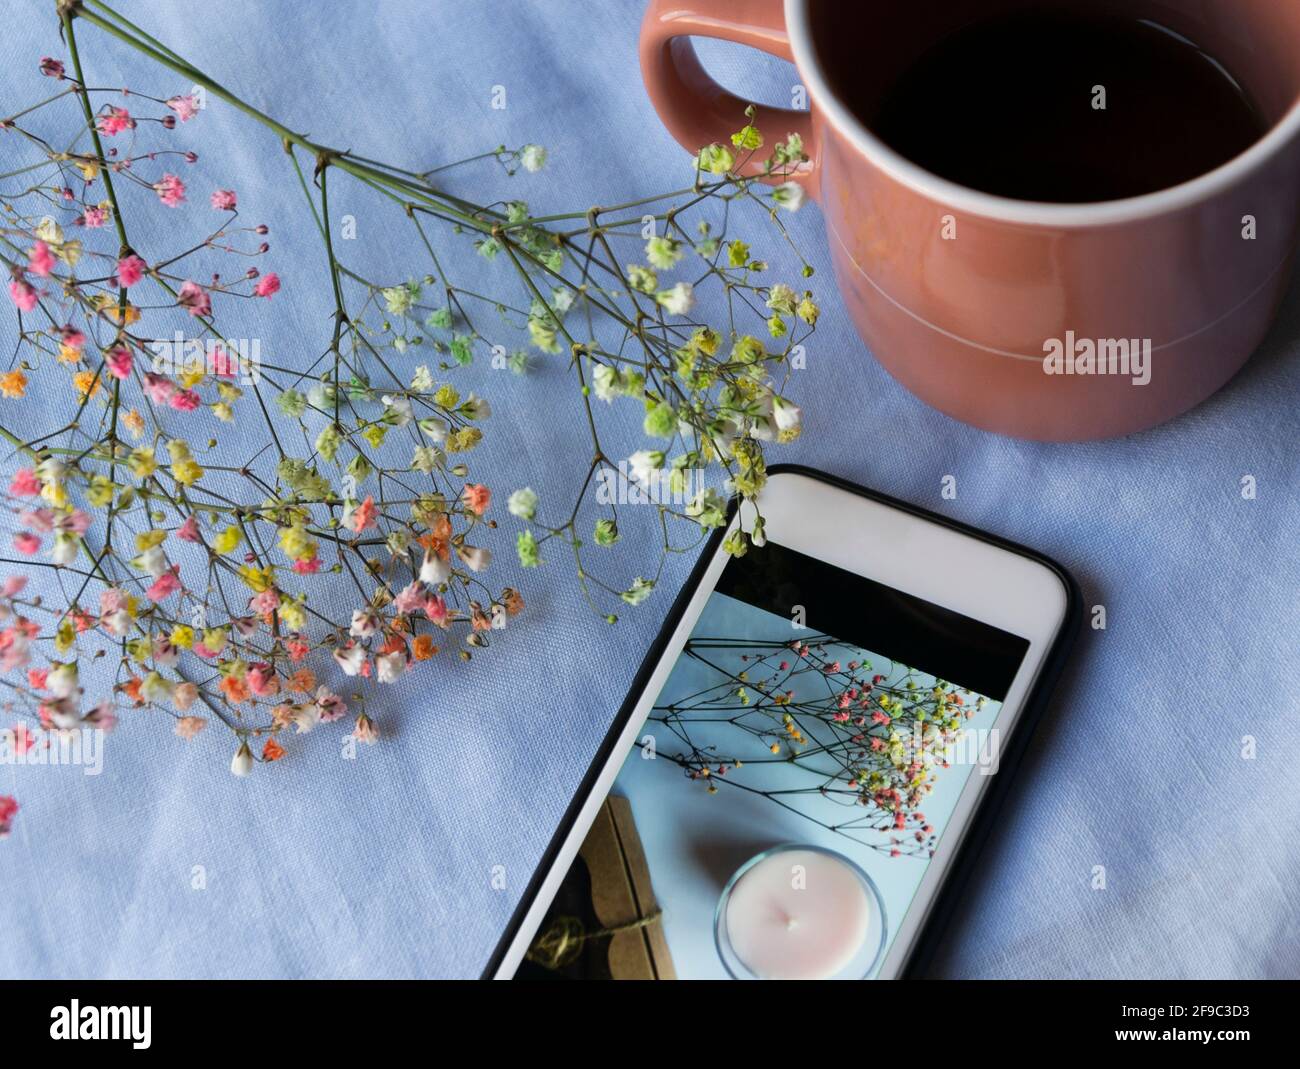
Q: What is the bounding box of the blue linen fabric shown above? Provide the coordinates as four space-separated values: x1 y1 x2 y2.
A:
0 0 1297 980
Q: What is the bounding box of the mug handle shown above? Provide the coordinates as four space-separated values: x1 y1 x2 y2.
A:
639 0 819 199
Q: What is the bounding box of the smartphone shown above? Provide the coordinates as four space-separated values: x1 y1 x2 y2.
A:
488 465 1080 980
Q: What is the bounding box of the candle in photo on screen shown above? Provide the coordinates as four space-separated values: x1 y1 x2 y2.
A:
716 845 886 980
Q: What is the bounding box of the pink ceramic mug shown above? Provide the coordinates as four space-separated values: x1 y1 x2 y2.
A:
640 0 1300 440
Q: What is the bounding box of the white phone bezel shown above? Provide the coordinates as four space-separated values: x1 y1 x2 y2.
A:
492 469 1072 979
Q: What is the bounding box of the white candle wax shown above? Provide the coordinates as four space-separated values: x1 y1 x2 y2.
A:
724 848 872 980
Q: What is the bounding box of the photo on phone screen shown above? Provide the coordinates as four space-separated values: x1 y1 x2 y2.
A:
514 536 1032 980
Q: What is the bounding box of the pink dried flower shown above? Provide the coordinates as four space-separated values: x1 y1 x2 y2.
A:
176 515 200 542
247 662 279 697
146 566 181 602
143 373 175 405
250 589 279 615
9 470 40 497
209 347 235 377
83 703 117 732
61 512 89 538
96 106 134 136
10 724 35 756
176 279 210 317
13 532 40 555
28 241 56 277
253 272 280 298
105 344 133 380
154 172 186 206
39 56 64 78
0 795 18 838
55 509 87 535
8 280 38 313
394 581 425 615
166 94 200 122
116 254 146 287
423 594 449 626
81 205 107 228
168 388 200 411
19 509 54 533
313 686 346 723
210 188 237 211
1 634 32 673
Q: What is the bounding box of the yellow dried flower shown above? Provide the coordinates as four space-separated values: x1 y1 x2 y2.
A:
73 369 101 399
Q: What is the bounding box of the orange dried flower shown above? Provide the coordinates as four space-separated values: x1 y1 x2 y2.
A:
462 483 491 515
288 668 315 694
0 370 28 399
417 513 453 558
350 494 377 533
220 675 250 704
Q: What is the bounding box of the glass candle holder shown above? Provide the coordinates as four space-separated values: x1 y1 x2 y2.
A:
714 843 887 980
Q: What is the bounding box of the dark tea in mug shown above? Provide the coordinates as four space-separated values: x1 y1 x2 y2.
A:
818 8 1269 202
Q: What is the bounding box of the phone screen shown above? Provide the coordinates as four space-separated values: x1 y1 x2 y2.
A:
517 538 1030 980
